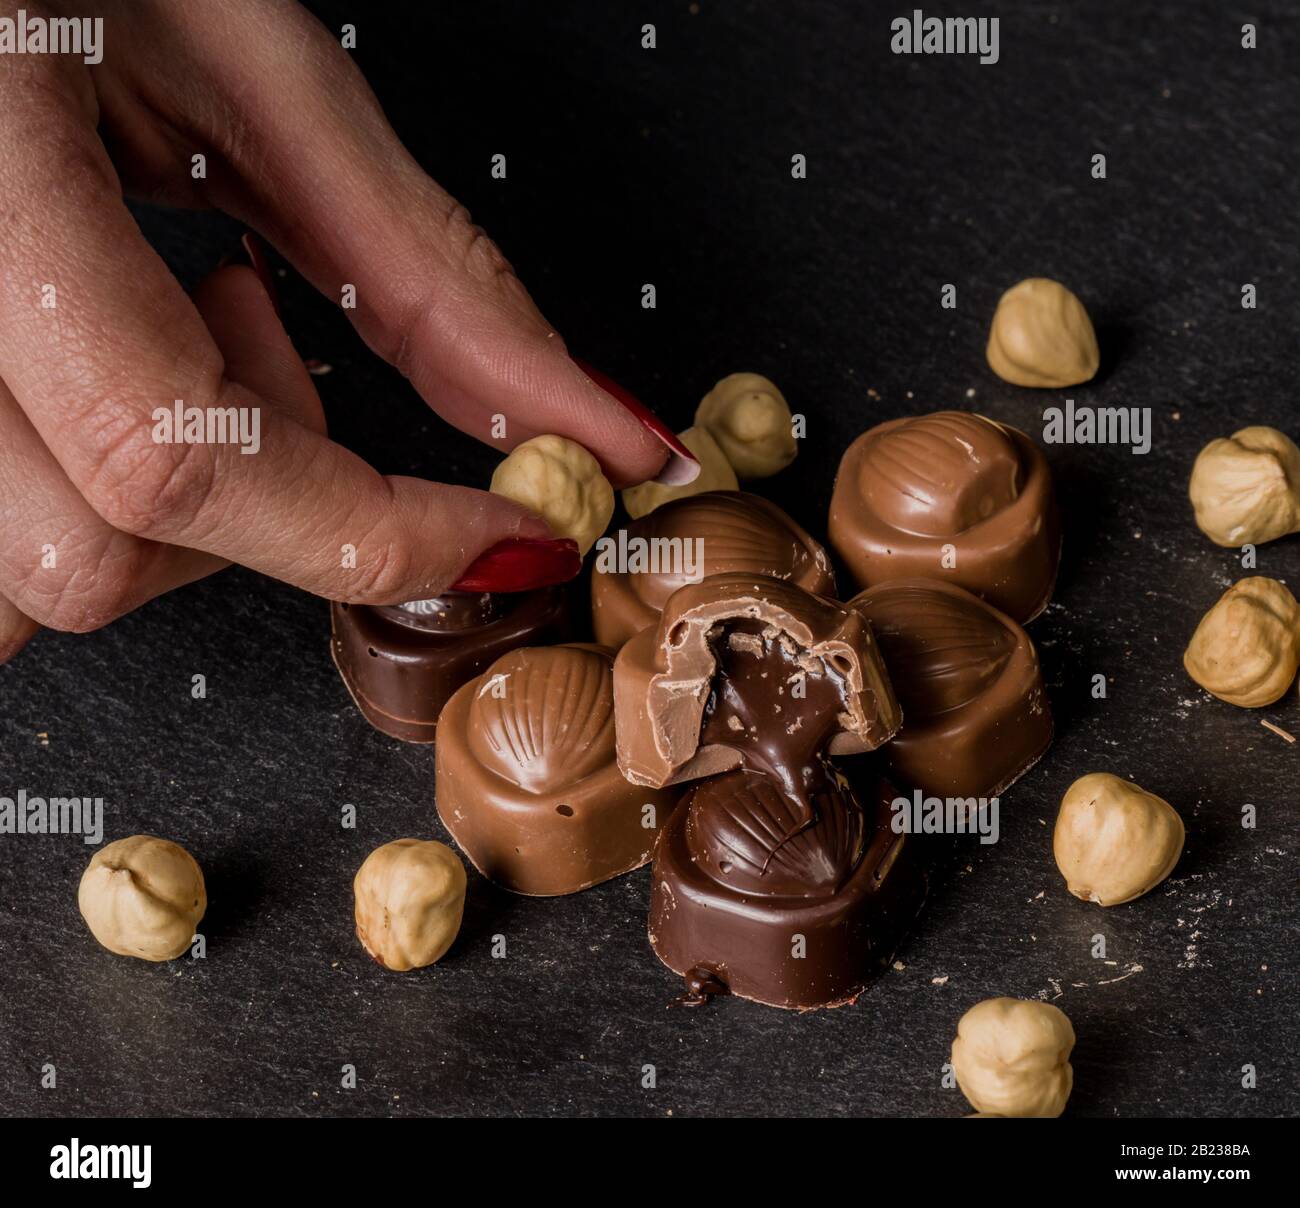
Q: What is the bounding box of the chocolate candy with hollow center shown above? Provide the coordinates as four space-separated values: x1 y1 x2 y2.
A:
435 643 682 896
330 589 569 744
849 578 1052 800
613 573 900 796
591 491 835 651
828 411 1061 623
649 768 926 1009
613 571 920 1008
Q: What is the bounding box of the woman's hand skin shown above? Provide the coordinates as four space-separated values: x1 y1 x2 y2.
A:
0 0 697 663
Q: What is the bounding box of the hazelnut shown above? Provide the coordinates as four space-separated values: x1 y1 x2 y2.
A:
78 835 206 962
694 372 797 479
951 997 1075 1118
986 277 1099 388
354 838 466 971
1183 576 1300 707
1053 772 1184 906
1188 427 1300 547
621 425 739 519
490 434 614 555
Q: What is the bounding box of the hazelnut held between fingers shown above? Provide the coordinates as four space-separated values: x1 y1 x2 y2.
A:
490 434 614 556
1188 426 1300 547
951 997 1075 1118
1053 772 1185 906
986 277 1099 388
1183 576 1300 707
78 835 206 962
354 838 467 971
622 424 738 519
694 372 798 479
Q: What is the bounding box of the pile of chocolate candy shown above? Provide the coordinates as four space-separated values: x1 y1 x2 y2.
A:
330 409 1060 1009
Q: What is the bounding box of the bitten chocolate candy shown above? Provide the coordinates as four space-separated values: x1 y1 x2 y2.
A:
435 644 681 896
614 573 900 794
330 589 568 744
591 491 834 650
614 572 918 1008
828 411 1060 622
850 579 1052 799
649 769 925 1009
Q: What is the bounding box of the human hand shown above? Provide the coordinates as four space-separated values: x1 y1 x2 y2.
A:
0 0 697 663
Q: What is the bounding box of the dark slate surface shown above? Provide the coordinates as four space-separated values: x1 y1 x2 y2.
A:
1 1 1297 1118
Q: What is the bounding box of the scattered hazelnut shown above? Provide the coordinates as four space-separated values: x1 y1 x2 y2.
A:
951 997 1075 1118
1183 576 1300 707
694 372 797 479
1188 426 1300 547
78 835 206 962
986 277 1099 388
490 434 614 556
621 425 738 519
354 838 467 971
1053 772 1184 906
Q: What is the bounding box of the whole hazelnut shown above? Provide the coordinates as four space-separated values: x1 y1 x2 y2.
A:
490 434 614 555
694 372 797 479
1183 576 1300 707
354 838 467 971
1188 426 1300 547
621 425 739 519
78 835 206 962
986 277 1099 388
951 997 1075 1118
1053 772 1184 906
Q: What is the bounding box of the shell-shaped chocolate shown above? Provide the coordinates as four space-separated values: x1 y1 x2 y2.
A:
467 646 615 791
687 770 864 898
628 491 832 610
853 582 1015 718
855 412 1022 537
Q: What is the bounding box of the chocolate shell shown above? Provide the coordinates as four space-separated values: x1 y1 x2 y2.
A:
613 573 901 792
649 768 926 1009
591 491 834 649
331 589 569 743
849 579 1052 799
828 411 1060 622
436 644 682 896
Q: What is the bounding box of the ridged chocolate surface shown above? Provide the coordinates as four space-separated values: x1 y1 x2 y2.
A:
689 769 865 897
467 646 615 791
829 411 1061 622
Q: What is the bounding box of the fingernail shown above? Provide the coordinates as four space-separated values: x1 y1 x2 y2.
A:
571 356 700 486
218 232 281 317
450 537 582 594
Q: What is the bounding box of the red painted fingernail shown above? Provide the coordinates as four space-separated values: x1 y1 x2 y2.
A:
450 537 582 594
571 357 700 486
219 232 281 317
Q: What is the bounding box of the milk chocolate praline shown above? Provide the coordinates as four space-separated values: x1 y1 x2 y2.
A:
649 769 925 1009
591 491 834 650
828 411 1060 622
850 579 1052 800
613 572 921 1009
330 589 568 743
435 643 680 896
614 573 900 791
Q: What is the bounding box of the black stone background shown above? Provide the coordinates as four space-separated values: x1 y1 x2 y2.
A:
1 0 1297 1119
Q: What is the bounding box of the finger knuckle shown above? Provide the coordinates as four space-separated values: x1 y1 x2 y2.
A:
7 536 148 634
79 414 217 540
